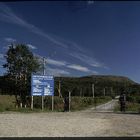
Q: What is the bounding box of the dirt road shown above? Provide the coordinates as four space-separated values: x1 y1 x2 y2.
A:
82 99 118 113
0 108 140 137
0 99 139 137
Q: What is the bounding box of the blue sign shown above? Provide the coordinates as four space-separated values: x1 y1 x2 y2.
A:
31 75 54 96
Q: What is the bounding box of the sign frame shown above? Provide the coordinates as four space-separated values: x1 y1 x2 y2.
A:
31 74 54 96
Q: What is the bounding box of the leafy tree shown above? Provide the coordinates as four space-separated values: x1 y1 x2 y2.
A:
3 44 41 107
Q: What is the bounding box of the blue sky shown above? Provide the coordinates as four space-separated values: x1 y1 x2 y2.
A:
0 1 140 83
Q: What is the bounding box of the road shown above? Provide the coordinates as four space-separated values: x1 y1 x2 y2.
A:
82 99 118 113
0 99 140 137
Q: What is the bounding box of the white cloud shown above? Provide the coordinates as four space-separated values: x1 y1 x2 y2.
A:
47 58 67 66
35 53 99 74
67 64 99 74
67 64 91 72
34 54 67 67
70 52 107 69
46 67 70 76
0 53 5 63
27 44 37 50
4 37 16 43
0 53 4 59
87 1 94 5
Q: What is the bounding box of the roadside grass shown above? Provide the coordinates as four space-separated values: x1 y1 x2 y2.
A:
0 95 112 113
114 101 140 113
0 95 15 112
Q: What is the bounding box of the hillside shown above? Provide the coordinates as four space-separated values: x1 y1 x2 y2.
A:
79 75 136 84
55 75 136 85
54 75 140 97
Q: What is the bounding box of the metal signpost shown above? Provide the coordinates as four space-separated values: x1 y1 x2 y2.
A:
31 75 54 110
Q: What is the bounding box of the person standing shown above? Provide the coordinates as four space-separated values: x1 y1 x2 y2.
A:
119 91 126 112
63 94 69 112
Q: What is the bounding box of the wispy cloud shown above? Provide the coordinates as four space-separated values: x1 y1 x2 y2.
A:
0 3 108 75
67 64 91 72
34 54 67 66
47 58 67 67
46 67 70 76
0 53 4 59
4 37 16 43
69 52 107 69
67 64 99 74
0 3 68 49
0 53 5 63
35 53 99 74
27 44 37 50
87 0 94 5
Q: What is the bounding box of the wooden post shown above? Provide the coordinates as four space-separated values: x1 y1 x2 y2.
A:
103 88 105 96
110 87 113 94
80 88 82 97
92 84 94 98
20 103 22 108
31 96 33 110
58 80 61 97
42 96 44 111
69 91 71 112
52 95 54 111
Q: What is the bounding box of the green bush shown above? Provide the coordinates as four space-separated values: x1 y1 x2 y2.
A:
135 96 140 104
126 95 140 104
126 95 136 102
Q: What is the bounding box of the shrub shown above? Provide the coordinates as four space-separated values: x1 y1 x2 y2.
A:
126 95 136 103
135 96 140 104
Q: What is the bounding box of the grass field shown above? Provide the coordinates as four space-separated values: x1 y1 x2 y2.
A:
0 95 112 112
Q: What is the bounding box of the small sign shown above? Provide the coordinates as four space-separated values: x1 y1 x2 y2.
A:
31 75 54 96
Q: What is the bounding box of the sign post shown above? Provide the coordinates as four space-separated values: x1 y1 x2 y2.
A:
31 75 54 110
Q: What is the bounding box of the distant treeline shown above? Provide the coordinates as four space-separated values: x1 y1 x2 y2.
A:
0 75 140 98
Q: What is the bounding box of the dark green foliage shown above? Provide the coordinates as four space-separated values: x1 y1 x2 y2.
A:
126 95 140 104
135 96 140 103
126 95 136 103
2 44 41 106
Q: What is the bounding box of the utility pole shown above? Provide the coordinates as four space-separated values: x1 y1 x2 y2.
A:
58 80 61 97
80 88 82 97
